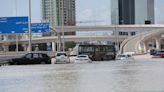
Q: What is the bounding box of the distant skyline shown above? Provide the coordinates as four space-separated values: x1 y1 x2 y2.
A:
0 0 164 25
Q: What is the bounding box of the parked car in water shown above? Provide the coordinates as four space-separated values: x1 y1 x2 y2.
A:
150 49 157 55
152 52 164 58
75 55 92 63
55 52 70 64
8 53 51 65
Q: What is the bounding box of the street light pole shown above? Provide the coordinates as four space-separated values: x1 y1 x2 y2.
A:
15 0 19 53
61 0 65 52
28 0 32 52
58 32 61 51
114 8 119 52
49 26 61 51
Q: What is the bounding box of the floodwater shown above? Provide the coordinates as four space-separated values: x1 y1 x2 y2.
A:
1 58 164 92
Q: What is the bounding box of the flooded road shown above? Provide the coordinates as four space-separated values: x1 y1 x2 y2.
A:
1 58 164 92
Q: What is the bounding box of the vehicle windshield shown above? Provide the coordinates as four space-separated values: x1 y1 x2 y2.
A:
78 55 87 58
154 54 162 56
57 53 67 56
118 55 126 57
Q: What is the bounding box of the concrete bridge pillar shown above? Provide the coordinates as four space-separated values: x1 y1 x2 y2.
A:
27 45 31 52
22 44 28 51
47 42 51 51
138 42 147 54
3 35 8 41
155 38 161 50
3 45 9 52
143 42 147 53
23 34 29 40
52 42 56 52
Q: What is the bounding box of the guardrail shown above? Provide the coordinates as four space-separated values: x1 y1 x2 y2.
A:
0 51 56 57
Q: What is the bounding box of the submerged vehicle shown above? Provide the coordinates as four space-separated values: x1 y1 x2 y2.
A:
75 55 92 63
8 53 51 65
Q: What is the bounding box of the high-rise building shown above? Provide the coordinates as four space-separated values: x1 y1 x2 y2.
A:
111 0 154 25
42 0 76 35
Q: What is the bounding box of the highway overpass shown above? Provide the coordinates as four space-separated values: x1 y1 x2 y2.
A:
1 25 164 53
55 25 164 32
0 35 127 44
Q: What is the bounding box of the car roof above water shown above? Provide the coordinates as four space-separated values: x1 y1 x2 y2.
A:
56 52 67 54
56 52 68 56
77 55 89 58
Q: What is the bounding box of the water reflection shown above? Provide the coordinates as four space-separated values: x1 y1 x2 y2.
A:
1 60 164 92
43 64 80 92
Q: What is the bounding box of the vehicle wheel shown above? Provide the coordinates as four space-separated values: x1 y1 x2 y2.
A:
40 61 46 64
112 56 116 60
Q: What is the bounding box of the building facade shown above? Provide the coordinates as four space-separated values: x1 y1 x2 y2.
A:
41 0 76 32
111 0 155 25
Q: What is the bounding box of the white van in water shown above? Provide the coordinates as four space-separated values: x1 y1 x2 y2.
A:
55 52 70 64
117 54 132 60
75 55 92 63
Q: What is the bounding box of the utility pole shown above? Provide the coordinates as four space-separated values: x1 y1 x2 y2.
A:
61 0 65 52
15 0 19 53
28 0 32 52
114 8 119 52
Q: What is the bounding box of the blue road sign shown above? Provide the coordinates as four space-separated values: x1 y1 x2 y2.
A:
0 17 28 34
31 23 49 33
0 17 49 34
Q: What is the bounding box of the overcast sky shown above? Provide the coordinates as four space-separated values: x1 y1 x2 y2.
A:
0 0 164 25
